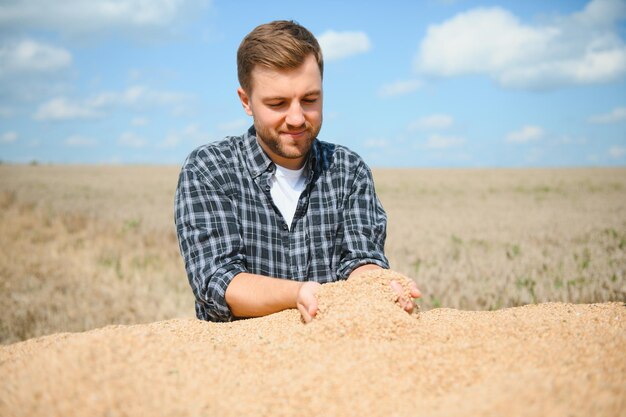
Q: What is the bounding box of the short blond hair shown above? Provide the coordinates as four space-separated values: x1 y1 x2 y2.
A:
237 20 324 93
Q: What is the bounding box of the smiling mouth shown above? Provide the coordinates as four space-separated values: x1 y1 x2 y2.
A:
282 130 306 137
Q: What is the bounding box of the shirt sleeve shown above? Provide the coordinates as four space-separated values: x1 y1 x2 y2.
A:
174 165 246 322
336 161 390 278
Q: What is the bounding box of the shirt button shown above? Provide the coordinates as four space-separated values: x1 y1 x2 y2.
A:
282 223 288 230
265 185 270 192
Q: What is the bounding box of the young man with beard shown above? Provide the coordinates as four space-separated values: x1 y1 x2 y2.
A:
175 20 420 323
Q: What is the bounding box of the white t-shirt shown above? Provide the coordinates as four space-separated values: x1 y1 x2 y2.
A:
270 164 307 229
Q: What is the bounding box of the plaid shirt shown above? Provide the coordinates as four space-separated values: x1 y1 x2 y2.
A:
174 126 389 321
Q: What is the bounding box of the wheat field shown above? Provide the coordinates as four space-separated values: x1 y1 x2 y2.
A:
0 164 624 344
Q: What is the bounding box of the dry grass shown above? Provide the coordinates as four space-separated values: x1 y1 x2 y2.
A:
379 168 626 310
0 164 624 344
0 165 193 344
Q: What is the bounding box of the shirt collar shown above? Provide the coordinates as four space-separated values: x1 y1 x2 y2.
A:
240 125 274 179
240 125 326 180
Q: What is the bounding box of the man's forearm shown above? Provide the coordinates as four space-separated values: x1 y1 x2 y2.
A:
225 272 303 318
225 265 383 319
348 264 382 279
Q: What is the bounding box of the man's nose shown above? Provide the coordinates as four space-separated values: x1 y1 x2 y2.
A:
285 102 305 127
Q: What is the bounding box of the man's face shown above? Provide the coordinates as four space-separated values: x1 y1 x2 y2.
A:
238 54 323 170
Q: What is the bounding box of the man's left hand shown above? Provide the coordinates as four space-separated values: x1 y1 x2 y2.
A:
390 280 421 314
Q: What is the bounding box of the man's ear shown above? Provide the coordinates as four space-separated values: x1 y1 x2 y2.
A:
237 87 253 116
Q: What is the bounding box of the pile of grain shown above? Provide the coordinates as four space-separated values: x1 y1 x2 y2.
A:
1 270 624 417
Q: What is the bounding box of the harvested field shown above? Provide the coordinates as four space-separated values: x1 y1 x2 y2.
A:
0 165 624 343
1 165 625 415
1 270 624 417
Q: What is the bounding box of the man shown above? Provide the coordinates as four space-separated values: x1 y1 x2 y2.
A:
175 20 420 323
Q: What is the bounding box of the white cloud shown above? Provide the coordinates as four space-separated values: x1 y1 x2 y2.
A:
317 30 371 61
589 106 626 123
157 124 208 148
131 117 149 127
1 131 18 144
64 135 98 147
159 133 183 149
118 132 148 148
587 153 600 163
0 0 210 36
378 79 422 97
577 0 626 25
506 125 545 143
414 0 626 89
555 134 588 145
34 97 101 121
88 85 188 108
425 134 465 149
364 138 389 149
609 146 626 158
187 124 209 144
0 107 14 118
218 118 249 132
0 39 71 76
409 114 454 131
34 85 191 121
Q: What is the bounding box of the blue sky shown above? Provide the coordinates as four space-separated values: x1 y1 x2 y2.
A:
1 0 625 167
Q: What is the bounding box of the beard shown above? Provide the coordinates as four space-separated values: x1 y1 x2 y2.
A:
254 118 322 161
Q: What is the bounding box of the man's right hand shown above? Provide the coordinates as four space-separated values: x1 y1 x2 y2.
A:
296 281 321 323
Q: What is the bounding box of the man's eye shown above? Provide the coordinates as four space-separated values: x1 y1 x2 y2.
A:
303 98 317 104
268 102 284 108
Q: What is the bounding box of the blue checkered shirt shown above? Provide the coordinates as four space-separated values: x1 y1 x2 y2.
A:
174 126 389 321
